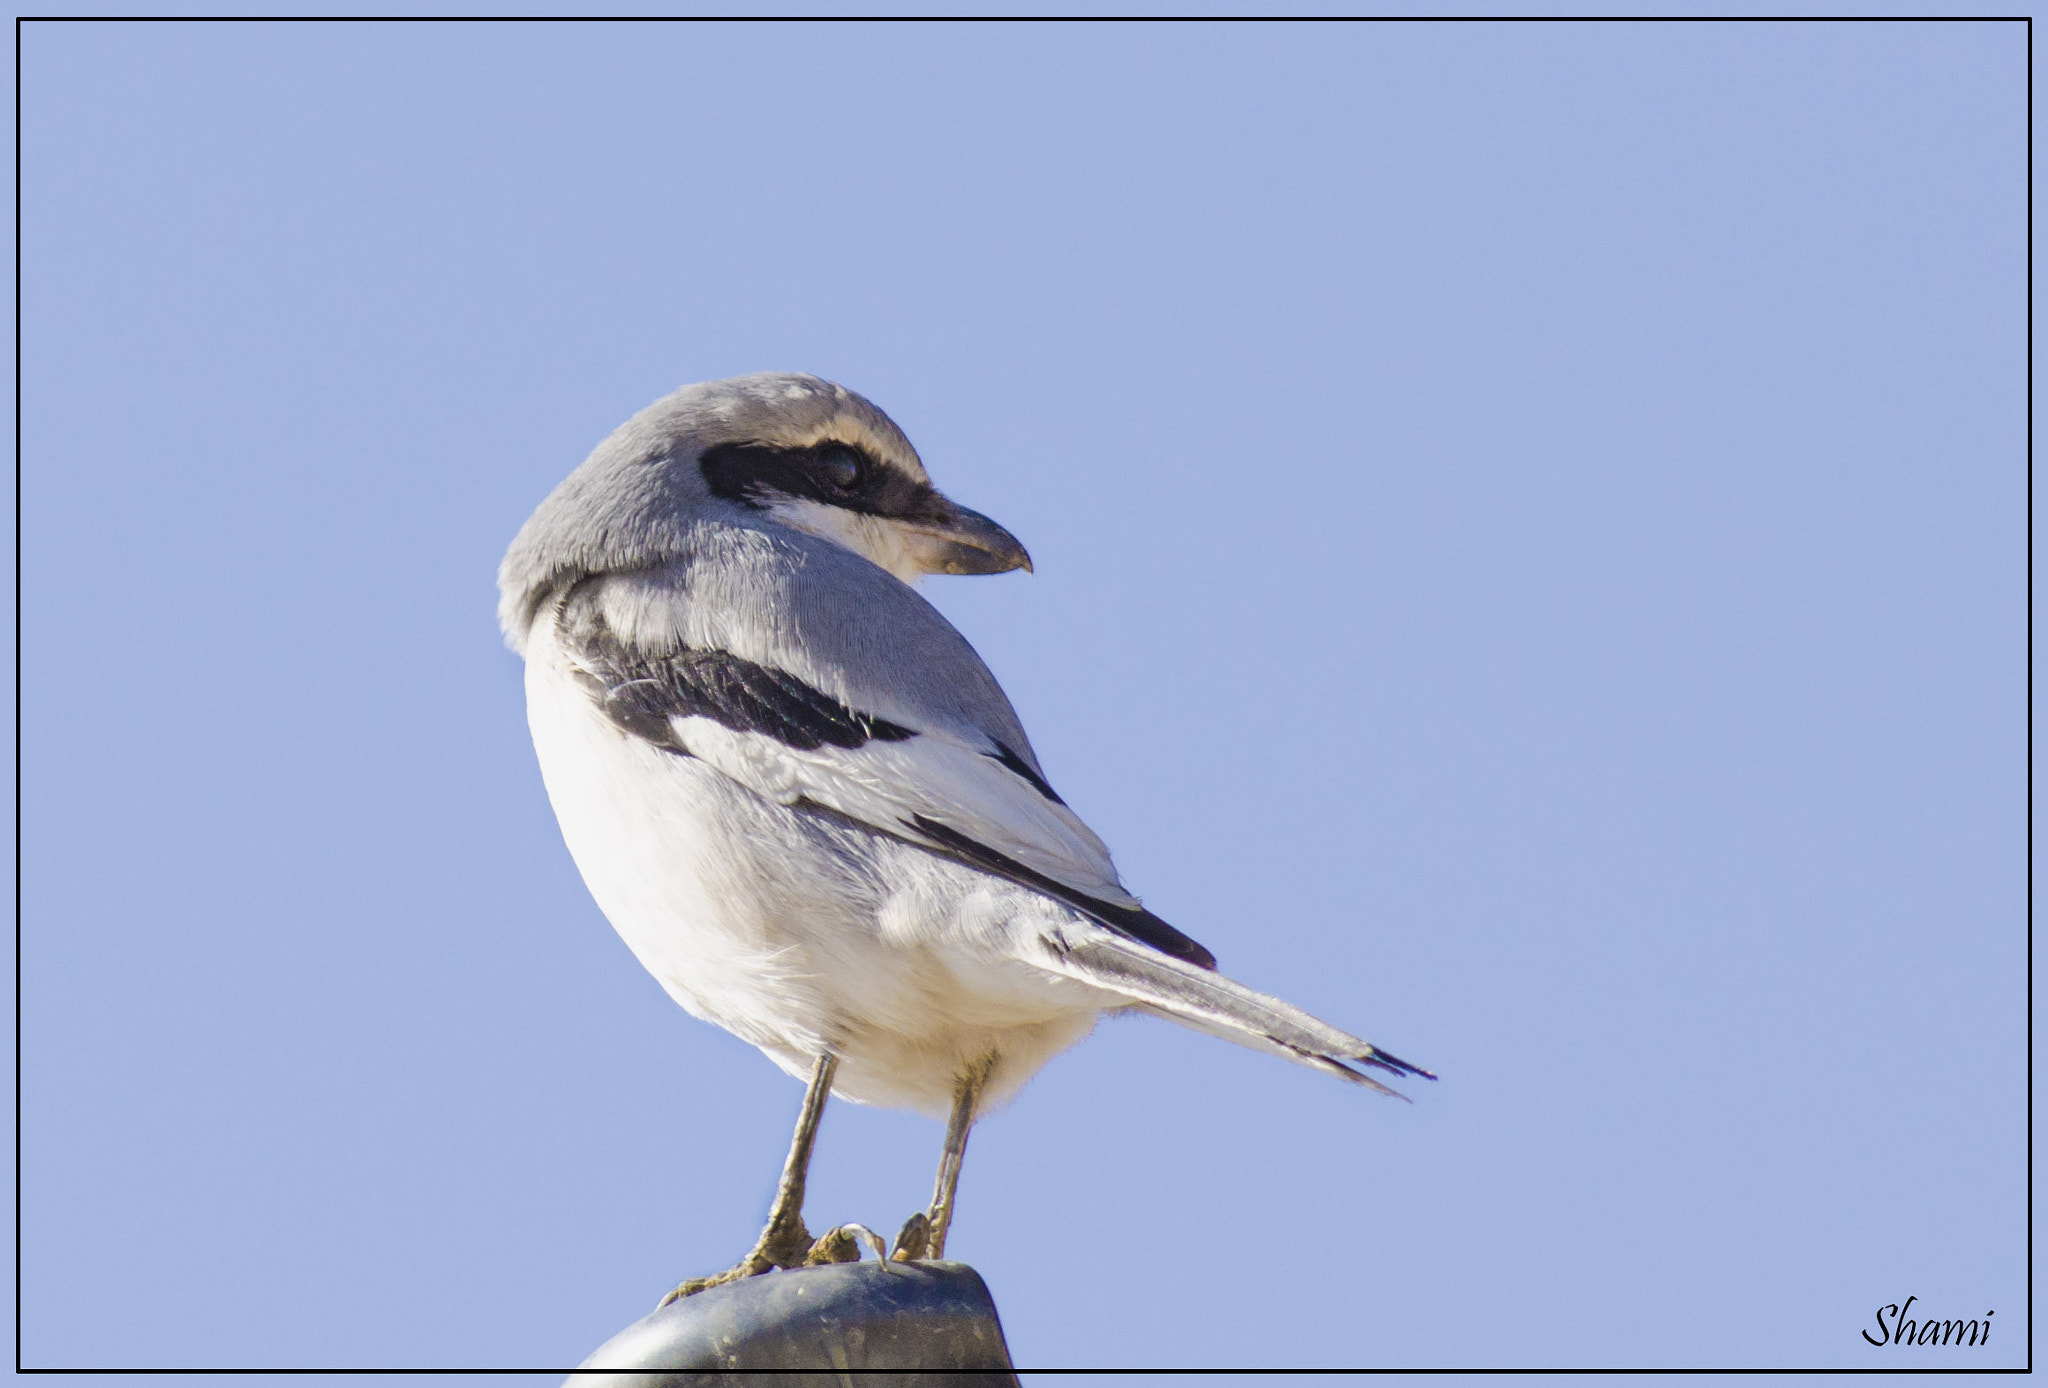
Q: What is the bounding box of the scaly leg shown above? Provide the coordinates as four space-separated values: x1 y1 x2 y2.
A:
918 1054 995 1262
661 1050 839 1305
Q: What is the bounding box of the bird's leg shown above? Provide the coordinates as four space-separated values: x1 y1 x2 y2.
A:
755 1050 839 1267
917 1053 995 1262
661 1050 838 1305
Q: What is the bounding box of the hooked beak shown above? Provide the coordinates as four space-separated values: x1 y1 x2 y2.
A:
906 501 1033 576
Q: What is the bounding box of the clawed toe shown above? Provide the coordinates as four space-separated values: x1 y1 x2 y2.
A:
804 1226 861 1265
828 1222 892 1265
891 1211 931 1261
658 1215 813 1307
658 1252 772 1307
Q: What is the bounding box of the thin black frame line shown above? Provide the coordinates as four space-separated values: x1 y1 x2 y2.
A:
13 11 24 1381
2018 10 2036 1378
8 12 2033 1381
8 1367 2039 1383
2 13 2042 23
8 1368 2039 1378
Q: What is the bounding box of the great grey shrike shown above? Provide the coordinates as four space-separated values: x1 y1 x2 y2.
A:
498 373 1431 1301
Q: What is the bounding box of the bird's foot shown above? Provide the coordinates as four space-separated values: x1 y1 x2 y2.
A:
657 1252 772 1307
658 1219 902 1305
657 1212 817 1307
804 1226 862 1265
809 1222 891 1267
890 1211 931 1262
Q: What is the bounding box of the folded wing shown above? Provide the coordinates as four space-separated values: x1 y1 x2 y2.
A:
552 573 1217 971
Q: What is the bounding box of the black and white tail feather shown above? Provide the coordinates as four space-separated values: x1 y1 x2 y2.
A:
1044 928 1435 1099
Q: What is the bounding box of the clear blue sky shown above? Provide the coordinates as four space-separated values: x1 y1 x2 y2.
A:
18 19 2027 1378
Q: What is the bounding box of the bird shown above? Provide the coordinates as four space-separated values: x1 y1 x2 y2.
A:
498 372 1432 1301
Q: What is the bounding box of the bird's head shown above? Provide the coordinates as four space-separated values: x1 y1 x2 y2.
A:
499 373 1030 647
690 374 1031 585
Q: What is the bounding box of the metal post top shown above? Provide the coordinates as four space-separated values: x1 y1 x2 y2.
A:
568 1260 1020 1388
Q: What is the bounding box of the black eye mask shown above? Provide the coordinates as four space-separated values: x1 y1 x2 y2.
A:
699 440 948 522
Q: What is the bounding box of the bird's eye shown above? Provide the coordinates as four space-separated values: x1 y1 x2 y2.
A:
814 444 865 492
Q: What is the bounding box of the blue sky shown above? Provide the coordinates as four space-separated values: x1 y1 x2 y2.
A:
17 19 2027 1378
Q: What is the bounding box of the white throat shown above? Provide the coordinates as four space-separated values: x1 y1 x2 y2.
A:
761 496 929 585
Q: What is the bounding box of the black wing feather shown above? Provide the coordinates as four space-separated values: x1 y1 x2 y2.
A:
986 740 1065 805
909 815 1217 972
559 586 913 754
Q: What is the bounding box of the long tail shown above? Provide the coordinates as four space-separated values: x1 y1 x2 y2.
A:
1044 930 1436 1099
